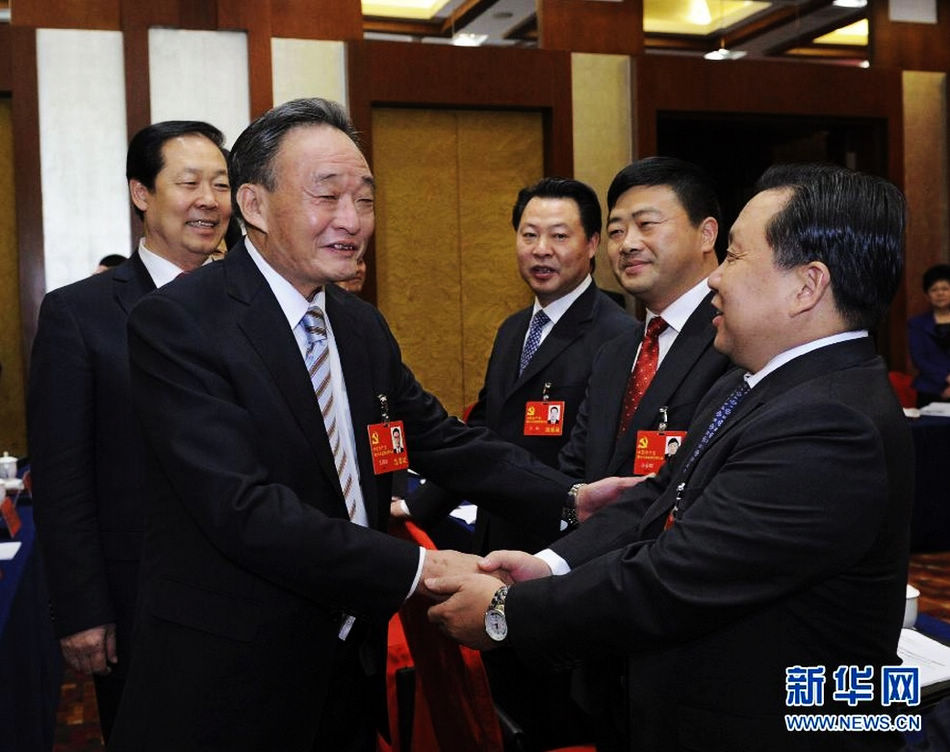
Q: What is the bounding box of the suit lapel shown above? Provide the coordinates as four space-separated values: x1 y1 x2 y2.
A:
508 284 598 398
496 308 532 398
112 252 156 314
636 337 879 532
226 245 348 514
609 295 717 474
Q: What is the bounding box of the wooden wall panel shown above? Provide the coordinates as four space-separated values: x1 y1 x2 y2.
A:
903 71 949 371
539 0 644 55
348 40 573 179
11 27 43 371
372 108 465 411
270 0 362 40
12 0 120 29
0 98 26 455
372 108 540 414
457 111 542 408
0 26 10 92
871 1 950 71
635 54 907 364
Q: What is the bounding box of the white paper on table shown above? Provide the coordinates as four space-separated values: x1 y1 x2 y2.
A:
898 628 950 688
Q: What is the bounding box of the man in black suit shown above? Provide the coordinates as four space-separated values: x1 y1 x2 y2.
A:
430 164 913 752
28 120 231 742
400 177 632 555
559 157 732 483
397 176 633 748
109 98 633 752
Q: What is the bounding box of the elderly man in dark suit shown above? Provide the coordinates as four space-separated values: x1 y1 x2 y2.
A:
431 163 913 752
401 177 633 555
108 98 634 752
559 157 732 483
28 120 231 742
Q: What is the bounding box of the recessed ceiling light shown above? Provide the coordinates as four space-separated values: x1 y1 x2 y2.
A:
452 32 488 46
832 0 867 8
704 47 747 61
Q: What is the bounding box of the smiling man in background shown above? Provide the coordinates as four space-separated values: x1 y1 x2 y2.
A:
29 120 231 743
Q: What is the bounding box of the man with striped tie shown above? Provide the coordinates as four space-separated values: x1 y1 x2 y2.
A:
110 98 637 752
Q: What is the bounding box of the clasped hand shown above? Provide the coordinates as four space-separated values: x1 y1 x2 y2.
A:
425 550 552 649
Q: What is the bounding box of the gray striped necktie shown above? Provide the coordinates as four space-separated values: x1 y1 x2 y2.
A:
301 305 359 521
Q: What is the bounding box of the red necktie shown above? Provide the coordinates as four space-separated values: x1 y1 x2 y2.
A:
617 316 668 438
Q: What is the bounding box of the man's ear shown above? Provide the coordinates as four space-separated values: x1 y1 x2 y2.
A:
586 231 600 261
793 261 832 314
699 217 718 254
129 179 150 214
236 184 268 234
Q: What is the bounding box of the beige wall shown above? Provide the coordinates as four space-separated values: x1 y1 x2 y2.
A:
571 52 633 299
0 99 26 456
903 70 949 329
372 108 542 414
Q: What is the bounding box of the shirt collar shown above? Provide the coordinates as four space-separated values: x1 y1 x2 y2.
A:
745 330 870 389
532 275 592 325
645 277 710 333
138 238 213 288
244 237 322 329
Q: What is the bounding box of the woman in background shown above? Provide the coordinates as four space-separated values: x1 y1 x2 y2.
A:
909 263 950 407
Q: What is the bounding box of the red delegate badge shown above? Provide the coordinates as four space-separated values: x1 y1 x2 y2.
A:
633 430 687 475
524 401 565 436
367 420 409 475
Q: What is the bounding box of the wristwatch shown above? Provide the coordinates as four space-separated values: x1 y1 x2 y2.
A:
563 482 585 528
484 585 510 642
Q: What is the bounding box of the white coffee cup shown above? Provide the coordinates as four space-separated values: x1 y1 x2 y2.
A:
0 452 17 480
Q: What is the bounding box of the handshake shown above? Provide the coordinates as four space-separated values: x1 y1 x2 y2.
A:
415 548 552 650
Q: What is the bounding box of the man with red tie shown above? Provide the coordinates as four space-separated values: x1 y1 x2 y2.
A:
558 157 733 486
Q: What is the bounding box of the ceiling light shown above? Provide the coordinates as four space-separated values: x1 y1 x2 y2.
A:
704 45 747 60
832 0 867 7
452 32 488 46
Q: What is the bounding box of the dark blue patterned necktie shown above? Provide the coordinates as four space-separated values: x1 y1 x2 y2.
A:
519 309 550 375
683 380 751 471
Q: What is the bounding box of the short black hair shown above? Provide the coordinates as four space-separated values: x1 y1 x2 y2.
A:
97 254 127 268
126 121 226 220
607 156 721 228
922 264 950 293
511 177 602 241
755 163 906 331
229 98 361 224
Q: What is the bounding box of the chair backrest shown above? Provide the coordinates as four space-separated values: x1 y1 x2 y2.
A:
391 520 504 752
888 371 918 408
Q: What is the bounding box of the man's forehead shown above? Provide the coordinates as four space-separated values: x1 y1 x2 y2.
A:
159 133 225 167
608 184 681 220
521 196 581 222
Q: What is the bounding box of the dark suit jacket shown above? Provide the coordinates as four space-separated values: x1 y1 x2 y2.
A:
559 292 731 480
29 253 155 639
508 338 913 751
407 283 633 554
111 242 575 751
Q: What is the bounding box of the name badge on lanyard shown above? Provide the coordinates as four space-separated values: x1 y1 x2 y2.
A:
367 394 409 475
523 382 564 436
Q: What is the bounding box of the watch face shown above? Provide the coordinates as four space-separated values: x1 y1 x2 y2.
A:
485 609 508 642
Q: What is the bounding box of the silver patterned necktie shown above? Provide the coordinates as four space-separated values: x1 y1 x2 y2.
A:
301 305 360 521
519 309 550 375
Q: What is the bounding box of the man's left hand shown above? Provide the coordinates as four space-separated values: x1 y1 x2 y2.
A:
576 475 649 522
427 573 504 650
